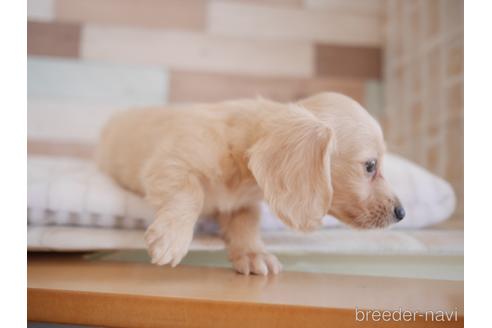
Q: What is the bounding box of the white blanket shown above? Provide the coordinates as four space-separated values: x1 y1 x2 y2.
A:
27 154 456 230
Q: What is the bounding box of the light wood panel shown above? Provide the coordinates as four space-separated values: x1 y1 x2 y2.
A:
81 25 314 77
304 0 384 16
169 71 366 103
227 0 303 6
27 0 54 21
27 253 463 327
27 101 117 143
27 140 95 159
28 57 168 106
27 58 168 143
208 1 384 45
56 0 206 30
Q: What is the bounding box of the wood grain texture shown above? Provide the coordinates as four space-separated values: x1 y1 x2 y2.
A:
208 1 384 45
27 101 117 143
304 0 384 15
27 21 80 58
446 38 464 78
28 57 168 106
27 58 167 144
27 139 95 158
224 0 303 6
28 289 359 328
27 253 463 328
56 0 206 30
169 71 366 104
27 0 54 21
443 0 464 35
315 44 382 79
81 25 313 77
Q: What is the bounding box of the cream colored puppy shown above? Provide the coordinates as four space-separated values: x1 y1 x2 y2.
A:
97 92 405 275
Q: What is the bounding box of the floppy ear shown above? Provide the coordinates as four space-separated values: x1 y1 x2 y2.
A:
247 105 335 232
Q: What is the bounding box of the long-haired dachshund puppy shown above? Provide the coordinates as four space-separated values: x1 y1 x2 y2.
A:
97 92 405 275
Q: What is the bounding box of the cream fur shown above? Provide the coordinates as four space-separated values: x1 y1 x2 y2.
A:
96 92 401 275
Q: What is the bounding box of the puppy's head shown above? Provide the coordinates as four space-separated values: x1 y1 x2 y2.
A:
248 93 404 231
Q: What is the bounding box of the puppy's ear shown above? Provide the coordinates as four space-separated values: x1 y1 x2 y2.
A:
248 105 335 232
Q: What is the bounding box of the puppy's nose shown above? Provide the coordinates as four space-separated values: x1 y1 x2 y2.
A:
394 206 405 221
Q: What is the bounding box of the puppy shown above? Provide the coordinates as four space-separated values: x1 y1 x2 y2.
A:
97 92 405 275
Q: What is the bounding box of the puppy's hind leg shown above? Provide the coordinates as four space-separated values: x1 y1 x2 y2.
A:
142 160 204 267
218 205 282 275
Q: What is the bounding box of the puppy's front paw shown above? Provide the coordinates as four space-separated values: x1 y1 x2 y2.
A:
145 221 193 267
231 252 282 275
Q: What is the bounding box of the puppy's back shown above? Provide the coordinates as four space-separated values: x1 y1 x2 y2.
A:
96 104 242 193
97 107 183 193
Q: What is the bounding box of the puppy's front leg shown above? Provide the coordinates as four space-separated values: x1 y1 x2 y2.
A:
218 205 282 275
143 164 204 267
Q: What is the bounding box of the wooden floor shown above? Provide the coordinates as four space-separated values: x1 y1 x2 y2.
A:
28 253 463 328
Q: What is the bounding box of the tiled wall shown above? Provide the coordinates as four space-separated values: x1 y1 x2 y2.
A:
27 0 385 154
383 0 464 223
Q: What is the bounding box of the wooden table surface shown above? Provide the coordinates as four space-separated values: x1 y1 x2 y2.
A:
28 253 463 328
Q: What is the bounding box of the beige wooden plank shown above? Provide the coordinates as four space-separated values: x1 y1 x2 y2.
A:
56 0 206 30
81 25 313 77
169 71 366 104
223 0 302 6
27 101 116 143
27 139 95 159
208 1 384 45
304 0 384 16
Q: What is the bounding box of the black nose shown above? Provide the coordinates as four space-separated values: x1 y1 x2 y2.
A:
394 206 405 221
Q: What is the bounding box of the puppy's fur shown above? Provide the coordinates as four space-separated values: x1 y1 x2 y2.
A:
97 92 402 275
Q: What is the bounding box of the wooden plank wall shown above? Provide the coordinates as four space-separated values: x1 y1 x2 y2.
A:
27 0 385 155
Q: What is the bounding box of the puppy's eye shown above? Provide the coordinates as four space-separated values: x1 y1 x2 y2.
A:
365 160 377 175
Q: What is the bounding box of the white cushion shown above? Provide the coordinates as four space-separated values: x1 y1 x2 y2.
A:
27 154 456 230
